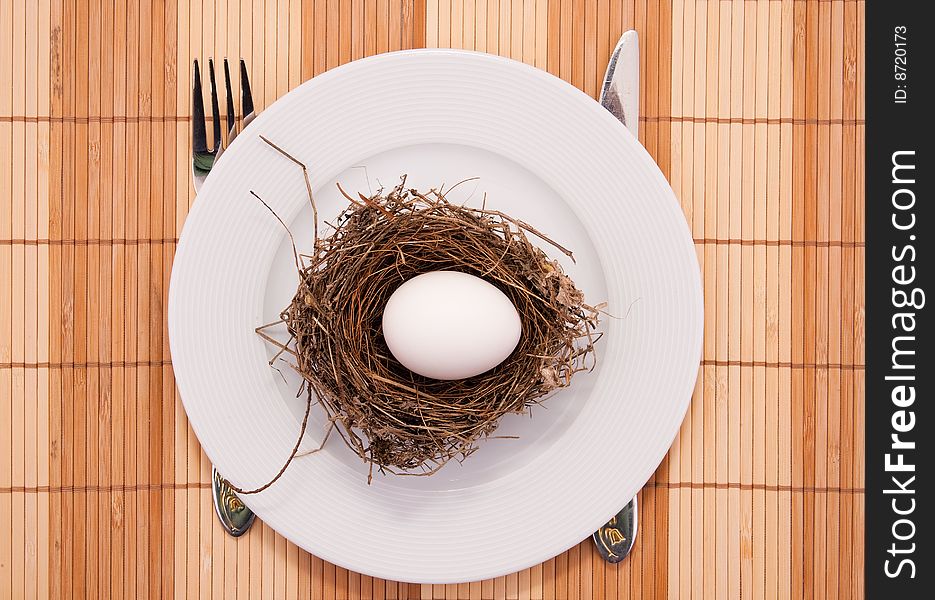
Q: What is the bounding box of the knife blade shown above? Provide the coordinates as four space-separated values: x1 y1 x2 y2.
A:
599 30 639 139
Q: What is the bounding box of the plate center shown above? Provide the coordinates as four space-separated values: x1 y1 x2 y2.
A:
261 142 609 491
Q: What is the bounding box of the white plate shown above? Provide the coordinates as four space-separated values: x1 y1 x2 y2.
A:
169 50 702 584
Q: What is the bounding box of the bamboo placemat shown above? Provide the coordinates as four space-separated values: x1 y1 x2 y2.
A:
1 0 865 598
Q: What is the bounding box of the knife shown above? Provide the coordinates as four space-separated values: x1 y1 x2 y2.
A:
592 29 640 565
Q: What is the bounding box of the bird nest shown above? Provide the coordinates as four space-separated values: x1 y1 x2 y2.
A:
232 137 602 492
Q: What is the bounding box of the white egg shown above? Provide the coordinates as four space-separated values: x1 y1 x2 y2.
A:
381 270 522 380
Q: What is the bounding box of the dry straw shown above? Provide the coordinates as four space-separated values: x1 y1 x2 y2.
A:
230 137 602 492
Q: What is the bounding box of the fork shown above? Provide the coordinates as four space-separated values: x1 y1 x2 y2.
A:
192 57 258 537
192 57 256 192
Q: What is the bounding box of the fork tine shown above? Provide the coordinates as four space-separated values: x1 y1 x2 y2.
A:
192 60 208 153
240 59 255 119
208 59 222 150
223 58 235 136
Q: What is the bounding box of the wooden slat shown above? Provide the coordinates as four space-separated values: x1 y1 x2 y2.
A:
179 1 192 595
25 0 41 594
9 2 25 598
691 2 707 598
725 2 743 598
1 0 14 589
0 1 867 597
36 1 52 598
764 4 780 599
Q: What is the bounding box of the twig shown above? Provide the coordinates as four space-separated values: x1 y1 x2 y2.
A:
251 190 301 274
260 134 319 243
